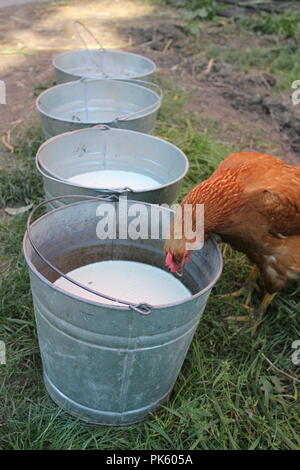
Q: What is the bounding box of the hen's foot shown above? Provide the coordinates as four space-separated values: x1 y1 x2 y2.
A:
224 286 256 322
251 293 277 336
220 265 260 301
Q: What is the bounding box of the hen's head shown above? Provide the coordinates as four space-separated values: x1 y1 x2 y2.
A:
164 238 191 274
165 251 191 274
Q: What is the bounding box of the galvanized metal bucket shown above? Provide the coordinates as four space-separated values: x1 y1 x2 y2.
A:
53 50 156 84
53 21 156 84
36 126 189 207
36 79 162 139
23 196 223 426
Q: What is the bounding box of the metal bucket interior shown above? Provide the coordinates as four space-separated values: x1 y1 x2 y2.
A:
36 126 189 206
53 49 156 84
23 198 223 425
36 79 162 138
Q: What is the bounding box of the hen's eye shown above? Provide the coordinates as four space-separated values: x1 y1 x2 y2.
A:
173 255 182 265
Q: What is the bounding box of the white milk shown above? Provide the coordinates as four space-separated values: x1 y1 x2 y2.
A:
68 170 160 190
54 260 191 306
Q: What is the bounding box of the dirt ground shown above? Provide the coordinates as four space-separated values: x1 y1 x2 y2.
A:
0 0 299 164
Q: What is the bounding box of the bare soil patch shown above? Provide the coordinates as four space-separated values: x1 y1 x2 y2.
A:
0 0 299 165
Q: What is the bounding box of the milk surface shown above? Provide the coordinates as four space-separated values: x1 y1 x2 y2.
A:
54 260 191 306
68 169 160 190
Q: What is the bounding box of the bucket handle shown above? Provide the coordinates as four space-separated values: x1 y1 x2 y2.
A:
35 149 136 195
115 79 163 122
73 21 110 78
77 78 162 125
26 195 153 315
73 20 105 52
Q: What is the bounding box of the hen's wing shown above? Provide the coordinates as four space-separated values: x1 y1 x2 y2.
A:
215 153 300 236
242 187 300 237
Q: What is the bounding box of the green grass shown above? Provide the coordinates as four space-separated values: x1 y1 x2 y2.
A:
201 10 300 92
155 76 233 192
0 77 299 450
0 47 30 56
151 0 219 18
150 2 300 91
234 11 300 91
208 42 300 92
0 125 44 208
156 6 300 92
239 11 300 43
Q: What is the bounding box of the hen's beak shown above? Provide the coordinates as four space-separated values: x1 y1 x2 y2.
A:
175 266 183 277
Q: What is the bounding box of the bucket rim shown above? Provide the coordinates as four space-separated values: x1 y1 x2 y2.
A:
35 79 161 125
35 126 189 194
23 198 223 312
52 49 157 80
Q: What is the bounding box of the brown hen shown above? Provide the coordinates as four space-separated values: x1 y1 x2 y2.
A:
165 152 300 329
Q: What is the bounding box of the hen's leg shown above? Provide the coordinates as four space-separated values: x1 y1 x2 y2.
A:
220 265 260 300
251 292 277 336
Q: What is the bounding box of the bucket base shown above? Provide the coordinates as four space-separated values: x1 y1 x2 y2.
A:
44 372 172 426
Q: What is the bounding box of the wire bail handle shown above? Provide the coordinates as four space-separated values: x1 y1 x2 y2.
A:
76 77 162 126
89 124 135 193
36 126 136 195
116 79 163 122
73 20 105 52
71 22 163 125
73 21 109 78
26 195 152 315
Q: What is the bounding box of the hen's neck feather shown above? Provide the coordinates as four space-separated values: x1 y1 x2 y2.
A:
182 171 246 233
